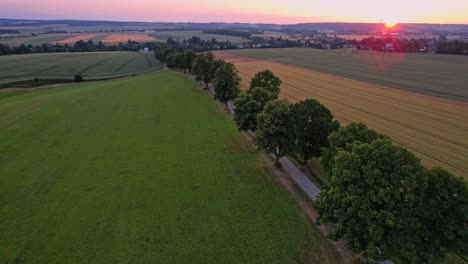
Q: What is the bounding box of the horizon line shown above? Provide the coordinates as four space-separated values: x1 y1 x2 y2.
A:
1 17 468 26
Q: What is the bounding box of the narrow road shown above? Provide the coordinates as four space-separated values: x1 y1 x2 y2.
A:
279 157 321 199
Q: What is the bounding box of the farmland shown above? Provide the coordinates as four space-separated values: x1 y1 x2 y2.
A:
0 72 341 263
221 48 468 102
100 34 156 43
1 34 74 45
149 30 247 44
1 33 157 46
57 34 99 44
0 52 162 86
214 51 468 180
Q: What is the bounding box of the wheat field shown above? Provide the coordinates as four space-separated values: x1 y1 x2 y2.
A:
215 52 468 179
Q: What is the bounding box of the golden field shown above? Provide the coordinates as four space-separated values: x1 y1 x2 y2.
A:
214 51 468 179
57 34 97 43
101 34 156 43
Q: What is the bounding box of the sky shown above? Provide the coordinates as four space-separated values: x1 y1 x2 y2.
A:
1 0 468 24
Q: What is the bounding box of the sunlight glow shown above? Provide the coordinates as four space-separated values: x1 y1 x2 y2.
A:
385 21 398 28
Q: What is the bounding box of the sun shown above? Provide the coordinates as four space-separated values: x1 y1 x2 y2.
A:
385 21 398 28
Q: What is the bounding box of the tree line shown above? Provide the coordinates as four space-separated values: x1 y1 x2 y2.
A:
435 39 468 55
156 46 467 263
0 40 154 56
165 36 238 52
202 29 262 38
358 37 468 55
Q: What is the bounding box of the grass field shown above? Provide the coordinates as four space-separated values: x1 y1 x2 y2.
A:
220 48 468 102
0 72 341 263
0 52 162 86
214 51 468 180
149 30 247 44
1 34 73 45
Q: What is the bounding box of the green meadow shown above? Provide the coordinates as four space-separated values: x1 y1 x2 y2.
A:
0 52 162 86
0 72 340 263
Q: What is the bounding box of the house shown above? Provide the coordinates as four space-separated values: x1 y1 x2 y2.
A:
385 42 393 50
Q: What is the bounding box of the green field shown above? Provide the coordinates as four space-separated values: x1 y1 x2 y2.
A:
224 48 468 102
0 34 73 45
150 30 247 44
0 52 162 86
0 72 340 263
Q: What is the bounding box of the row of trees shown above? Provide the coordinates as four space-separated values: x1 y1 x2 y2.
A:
155 46 467 263
166 36 237 52
358 37 468 55
436 39 468 55
155 46 241 108
233 71 339 166
202 29 261 38
358 37 432 52
233 71 467 263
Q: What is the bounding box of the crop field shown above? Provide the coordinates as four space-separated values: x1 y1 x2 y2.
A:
338 34 372 40
101 34 156 43
0 72 341 263
149 30 247 44
0 52 162 86
1 34 73 45
214 51 468 180
57 34 98 43
0 33 156 46
221 48 468 102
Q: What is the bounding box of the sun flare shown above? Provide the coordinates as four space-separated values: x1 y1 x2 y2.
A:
385 21 398 28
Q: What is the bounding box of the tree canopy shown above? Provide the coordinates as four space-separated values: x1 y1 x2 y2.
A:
416 167 468 261
248 70 282 97
233 87 277 132
256 100 294 166
290 99 340 164
321 122 387 171
315 138 428 261
212 63 241 108
192 52 215 88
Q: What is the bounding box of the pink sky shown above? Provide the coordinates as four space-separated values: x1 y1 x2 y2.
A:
2 0 468 24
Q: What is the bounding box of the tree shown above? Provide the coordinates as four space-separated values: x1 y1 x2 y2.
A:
209 59 226 82
415 167 468 262
315 139 428 262
154 44 176 63
183 51 197 73
74 74 84 82
212 63 241 108
192 52 214 88
0 43 12 55
256 100 294 166
233 87 276 131
165 53 177 69
321 122 386 171
248 70 282 97
290 99 340 165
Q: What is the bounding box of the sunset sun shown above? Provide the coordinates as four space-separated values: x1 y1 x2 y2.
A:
385 21 398 28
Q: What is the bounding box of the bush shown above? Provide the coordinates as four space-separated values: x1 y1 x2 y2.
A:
74 74 84 82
